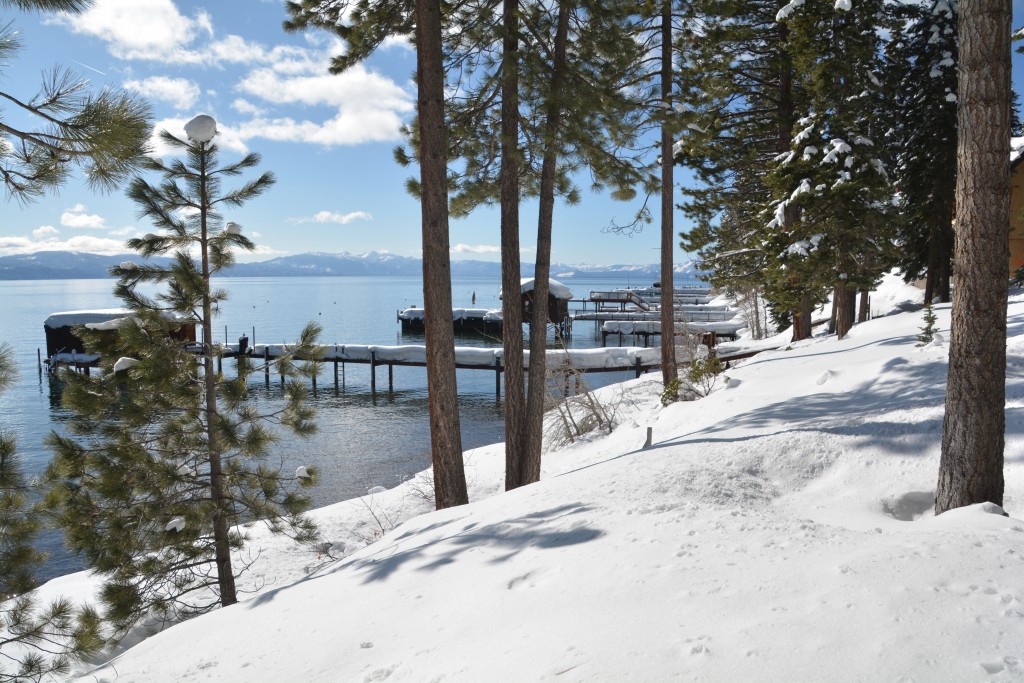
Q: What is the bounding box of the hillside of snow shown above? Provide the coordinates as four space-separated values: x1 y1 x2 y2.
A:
27 280 1024 682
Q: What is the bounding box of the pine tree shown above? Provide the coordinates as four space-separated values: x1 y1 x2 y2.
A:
885 0 958 304
764 0 895 339
0 0 150 203
44 117 321 636
287 0 650 490
415 0 470 509
936 0 1010 514
676 0 807 337
916 301 938 345
0 344 103 683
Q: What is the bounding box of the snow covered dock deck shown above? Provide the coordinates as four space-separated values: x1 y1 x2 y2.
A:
601 319 747 345
236 343 664 398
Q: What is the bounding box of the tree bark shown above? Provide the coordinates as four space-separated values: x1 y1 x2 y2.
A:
936 0 1010 514
659 0 678 392
198 143 237 607
416 0 469 509
523 0 571 485
501 0 527 491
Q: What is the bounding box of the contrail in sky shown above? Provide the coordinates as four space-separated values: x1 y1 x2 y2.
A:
70 59 106 76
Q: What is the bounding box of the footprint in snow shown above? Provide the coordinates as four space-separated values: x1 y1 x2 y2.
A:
816 370 834 386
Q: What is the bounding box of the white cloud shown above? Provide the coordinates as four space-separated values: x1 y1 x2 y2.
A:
451 244 501 254
238 64 410 111
299 210 373 225
232 98 265 117
0 234 129 256
33 225 59 238
61 205 107 230
52 0 203 61
124 76 200 110
233 64 413 146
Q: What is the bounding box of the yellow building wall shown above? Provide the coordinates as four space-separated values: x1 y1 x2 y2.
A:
1012 162 1024 275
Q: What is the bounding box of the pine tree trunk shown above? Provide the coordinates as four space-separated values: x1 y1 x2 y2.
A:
659 0 678 392
858 288 869 323
523 0 571 485
835 285 855 337
416 0 469 509
935 0 1010 514
198 145 237 607
792 290 812 341
501 0 527 491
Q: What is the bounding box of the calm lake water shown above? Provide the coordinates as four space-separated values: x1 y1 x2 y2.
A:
0 274 691 582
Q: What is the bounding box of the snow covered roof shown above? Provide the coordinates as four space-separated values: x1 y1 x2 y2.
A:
43 309 131 329
512 277 574 300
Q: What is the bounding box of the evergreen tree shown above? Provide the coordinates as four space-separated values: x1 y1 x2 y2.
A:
0 344 103 682
287 0 650 490
936 0 1010 514
0 0 150 203
764 0 894 339
44 117 321 636
916 301 938 345
286 0 469 508
676 0 807 337
885 0 958 304
415 0 471 509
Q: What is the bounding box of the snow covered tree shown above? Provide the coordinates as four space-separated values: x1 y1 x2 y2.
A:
936 0 1011 514
884 0 958 304
0 344 103 682
44 117 321 636
763 0 895 339
0 0 150 203
676 0 807 337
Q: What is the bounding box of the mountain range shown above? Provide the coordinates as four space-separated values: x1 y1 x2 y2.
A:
0 251 706 282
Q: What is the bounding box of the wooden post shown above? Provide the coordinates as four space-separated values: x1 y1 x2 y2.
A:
264 346 270 387
495 356 502 401
311 362 317 391
388 363 393 393
217 353 222 375
634 357 642 379
37 348 42 378
333 359 338 390
370 351 376 394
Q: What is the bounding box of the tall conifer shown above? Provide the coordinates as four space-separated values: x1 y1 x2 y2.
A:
44 118 320 636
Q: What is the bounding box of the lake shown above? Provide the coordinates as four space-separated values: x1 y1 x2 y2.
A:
0 273 692 582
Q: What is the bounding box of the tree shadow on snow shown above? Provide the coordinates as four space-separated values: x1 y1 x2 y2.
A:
650 351 1024 458
346 502 603 584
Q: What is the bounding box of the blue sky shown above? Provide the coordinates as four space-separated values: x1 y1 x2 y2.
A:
2 0 688 265
3 1 1024 265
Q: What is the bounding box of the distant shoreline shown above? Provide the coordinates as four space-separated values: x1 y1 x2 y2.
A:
0 250 706 283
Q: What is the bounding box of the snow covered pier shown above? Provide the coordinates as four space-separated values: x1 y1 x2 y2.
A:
601 319 748 346
244 343 662 398
397 307 502 335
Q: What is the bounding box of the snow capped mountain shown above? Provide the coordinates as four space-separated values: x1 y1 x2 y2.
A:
0 251 708 281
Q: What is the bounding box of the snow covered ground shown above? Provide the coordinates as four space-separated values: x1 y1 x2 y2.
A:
26 276 1024 682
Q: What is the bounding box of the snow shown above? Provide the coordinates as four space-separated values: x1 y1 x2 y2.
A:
517 277 574 300
16 275 1024 682
44 309 131 329
775 0 805 21
111 357 141 372
183 114 217 143
1012 136 1024 166
602 320 748 336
